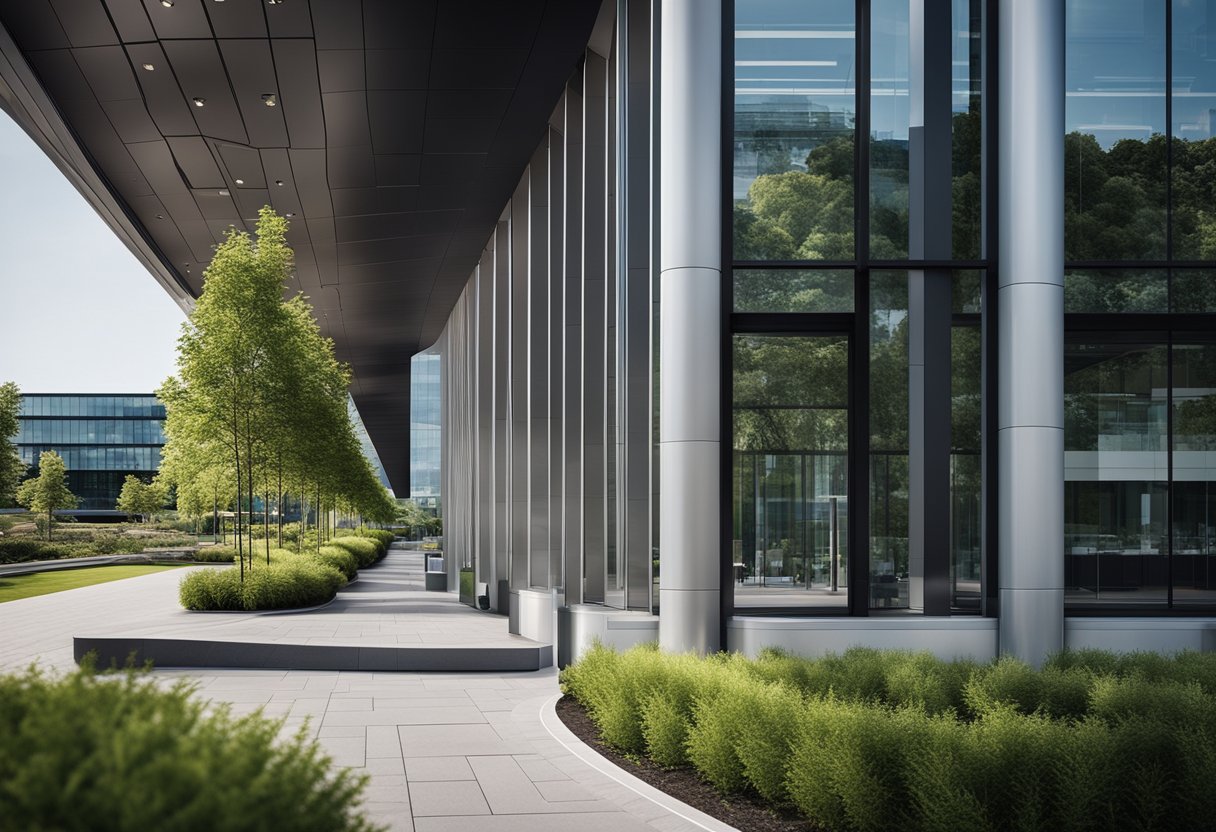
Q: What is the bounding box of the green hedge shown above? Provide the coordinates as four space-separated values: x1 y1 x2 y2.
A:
0 663 381 831
561 645 1216 832
180 558 344 611
328 536 381 567
193 545 237 563
0 535 195 564
317 545 359 581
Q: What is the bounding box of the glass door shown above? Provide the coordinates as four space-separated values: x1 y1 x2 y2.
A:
733 333 850 609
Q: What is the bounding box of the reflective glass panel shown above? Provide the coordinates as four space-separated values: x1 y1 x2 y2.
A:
1065 1 1167 260
1065 337 1168 607
733 269 853 312
734 0 856 261
1172 1 1216 260
1172 340 1216 604
870 271 909 608
734 333 849 608
1064 270 1169 312
951 325 982 610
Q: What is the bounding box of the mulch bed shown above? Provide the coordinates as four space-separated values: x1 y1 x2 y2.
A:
555 695 818 832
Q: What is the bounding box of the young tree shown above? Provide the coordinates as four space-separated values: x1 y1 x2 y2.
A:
15 451 77 540
0 382 24 507
116 475 147 521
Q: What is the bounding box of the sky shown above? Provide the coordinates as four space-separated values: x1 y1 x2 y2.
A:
0 112 187 395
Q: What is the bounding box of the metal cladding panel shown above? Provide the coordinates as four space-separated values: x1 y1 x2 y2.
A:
0 0 603 492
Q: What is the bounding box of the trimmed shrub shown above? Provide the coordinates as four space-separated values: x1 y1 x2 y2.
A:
563 645 1216 832
193 545 237 563
179 559 344 611
0 664 381 832
318 545 359 581
329 536 380 567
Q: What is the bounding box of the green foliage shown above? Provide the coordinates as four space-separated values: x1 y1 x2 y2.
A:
14 451 77 541
0 663 381 831
563 645 1216 832
317 545 359 580
193 545 238 563
179 558 343 611
116 474 169 522
328 536 381 567
0 381 24 508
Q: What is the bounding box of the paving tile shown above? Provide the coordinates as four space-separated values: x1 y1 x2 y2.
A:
513 755 570 782
403 756 475 782
324 707 486 727
534 780 599 802
317 736 365 767
413 813 653 832
468 756 611 815
366 725 403 759
408 780 490 817
398 724 528 757
327 697 374 712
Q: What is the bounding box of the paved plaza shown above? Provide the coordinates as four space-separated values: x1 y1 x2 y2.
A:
0 550 733 832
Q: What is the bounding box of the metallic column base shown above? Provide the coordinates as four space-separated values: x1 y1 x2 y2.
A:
999 588 1063 667
658 589 720 655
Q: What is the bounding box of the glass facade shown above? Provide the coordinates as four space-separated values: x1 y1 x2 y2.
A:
730 0 986 616
13 395 165 510
409 351 441 509
1061 1 1216 612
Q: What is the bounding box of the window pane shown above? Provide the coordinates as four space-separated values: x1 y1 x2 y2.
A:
951 325 982 610
1064 269 1168 312
1172 340 1216 604
733 334 849 608
734 0 855 261
1065 1 1167 260
733 269 853 312
1065 337 1168 607
871 271 909 608
1171 1 1216 259
870 0 909 258
1173 270 1216 313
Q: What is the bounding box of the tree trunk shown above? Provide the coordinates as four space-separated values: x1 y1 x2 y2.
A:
264 486 271 565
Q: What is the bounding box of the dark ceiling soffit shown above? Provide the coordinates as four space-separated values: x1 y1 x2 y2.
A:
0 0 604 494
0 21 194 312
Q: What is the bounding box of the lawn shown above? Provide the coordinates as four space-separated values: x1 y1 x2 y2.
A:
0 564 186 603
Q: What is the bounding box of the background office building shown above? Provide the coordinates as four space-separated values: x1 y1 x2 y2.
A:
3 0 1215 664
14 394 165 511
410 351 441 512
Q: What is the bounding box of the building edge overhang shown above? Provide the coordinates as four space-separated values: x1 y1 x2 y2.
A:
0 19 195 316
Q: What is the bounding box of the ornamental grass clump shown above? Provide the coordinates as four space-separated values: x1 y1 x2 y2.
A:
561 644 1216 832
0 663 381 832
329 536 380 568
318 544 360 580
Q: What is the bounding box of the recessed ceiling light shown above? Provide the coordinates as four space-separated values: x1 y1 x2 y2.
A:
261 94 277 107
155 214 164 219
142 63 155 72
192 97 205 107
274 179 284 187
218 189 229 196
285 212 295 217
267 0 283 5
161 0 173 7
234 179 244 185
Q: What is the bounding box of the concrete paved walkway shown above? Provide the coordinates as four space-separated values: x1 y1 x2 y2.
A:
0 548 733 832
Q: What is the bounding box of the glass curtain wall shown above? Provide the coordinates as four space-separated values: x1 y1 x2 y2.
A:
729 0 986 615
1064 1 1216 611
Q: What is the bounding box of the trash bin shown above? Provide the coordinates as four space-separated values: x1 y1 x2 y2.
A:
424 555 447 591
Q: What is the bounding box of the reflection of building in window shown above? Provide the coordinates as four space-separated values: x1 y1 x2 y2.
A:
12 394 165 511
410 351 441 512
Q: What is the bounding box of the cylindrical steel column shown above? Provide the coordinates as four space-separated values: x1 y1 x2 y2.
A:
658 0 720 654
998 0 1064 666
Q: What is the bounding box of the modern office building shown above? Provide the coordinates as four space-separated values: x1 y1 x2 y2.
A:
13 393 165 511
2 0 1215 665
410 351 441 511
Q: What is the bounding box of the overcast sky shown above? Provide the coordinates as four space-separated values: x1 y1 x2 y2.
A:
0 112 187 395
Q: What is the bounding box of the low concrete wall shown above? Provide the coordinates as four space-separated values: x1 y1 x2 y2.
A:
508 588 557 653
1065 617 1216 653
727 616 999 662
557 605 660 667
